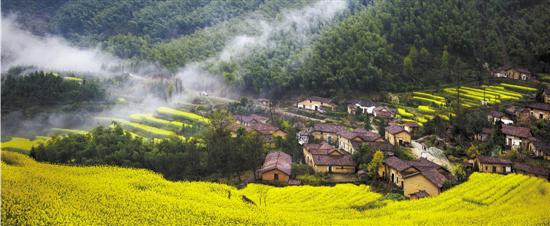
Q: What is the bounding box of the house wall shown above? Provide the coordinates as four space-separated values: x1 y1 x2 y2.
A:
544 94 550 104
312 131 338 144
328 165 355 173
261 169 289 182
505 135 527 150
384 167 404 187
528 143 544 157
297 100 335 111
338 137 361 154
403 174 440 197
386 132 411 146
505 69 530 80
529 109 550 120
477 162 512 174
304 148 355 174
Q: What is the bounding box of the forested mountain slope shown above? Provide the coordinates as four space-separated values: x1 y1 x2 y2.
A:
3 0 549 97
299 0 550 95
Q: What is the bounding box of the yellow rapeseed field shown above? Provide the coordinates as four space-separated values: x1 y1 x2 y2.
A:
2 151 550 225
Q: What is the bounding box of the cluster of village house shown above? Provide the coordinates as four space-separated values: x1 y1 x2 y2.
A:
236 68 550 199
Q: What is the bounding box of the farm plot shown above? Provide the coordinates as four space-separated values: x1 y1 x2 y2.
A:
157 107 210 124
1 136 50 152
403 83 536 125
50 128 88 135
130 113 190 132
95 116 179 139
3 152 550 225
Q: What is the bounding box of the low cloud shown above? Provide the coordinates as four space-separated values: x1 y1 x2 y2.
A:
218 0 348 62
1 16 121 74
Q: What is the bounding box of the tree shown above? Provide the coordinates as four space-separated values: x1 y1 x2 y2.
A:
451 164 467 183
465 144 480 159
367 150 384 178
376 119 388 137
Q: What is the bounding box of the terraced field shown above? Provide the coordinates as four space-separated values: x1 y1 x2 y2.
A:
1 106 209 148
2 151 549 225
400 83 537 126
0 136 50 152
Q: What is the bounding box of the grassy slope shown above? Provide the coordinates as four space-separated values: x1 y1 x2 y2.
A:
2 151 550 225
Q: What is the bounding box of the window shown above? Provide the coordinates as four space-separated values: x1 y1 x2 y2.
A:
540 114 544 119
492 166 496 172
485 166 488 171
505 166 511 173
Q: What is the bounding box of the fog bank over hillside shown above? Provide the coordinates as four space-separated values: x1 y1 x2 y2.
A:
218 0 348 62
1 16 121 74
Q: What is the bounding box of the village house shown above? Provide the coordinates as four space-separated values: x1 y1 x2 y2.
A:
513 163 550 180
474 128 494 142
543 88 550 104
256 98 272 107
491 66 531 80
475 156 513 174
247 123 287 145
403 121 420 133
366 141 395 153
526 102 550 120
231 119 287 148
379 157 452 198
487 110 513 125
311 123 347 144
373 106 396 118
235 114 270 126
385 125 411 146
258 151 292 183
303 143 355 174
505 105 530 124
337 128 384 154
347 99 376 115
296 96 336 112
528 140 550 160
501 125 532 150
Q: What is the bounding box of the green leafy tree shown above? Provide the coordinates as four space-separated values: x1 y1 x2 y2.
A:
367 150 384 178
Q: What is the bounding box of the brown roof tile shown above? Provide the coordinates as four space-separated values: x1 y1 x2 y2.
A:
513 163 549 177
304 142 338 155
489 110 505 118
386 157 451 188
313 123 347 133
476 156 512 165
235 114 269 124
248 122 282 135
386 125 407 135
531 141 550 155
527 102 550 111
384 156 411 171
311 154 354 166
501 125 532 138
260 151 292 175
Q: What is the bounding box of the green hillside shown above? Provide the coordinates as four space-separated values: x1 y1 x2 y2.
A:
3 0 549 96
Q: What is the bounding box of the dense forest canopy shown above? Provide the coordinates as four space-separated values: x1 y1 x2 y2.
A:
1 70 105 114
3 0 549 97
